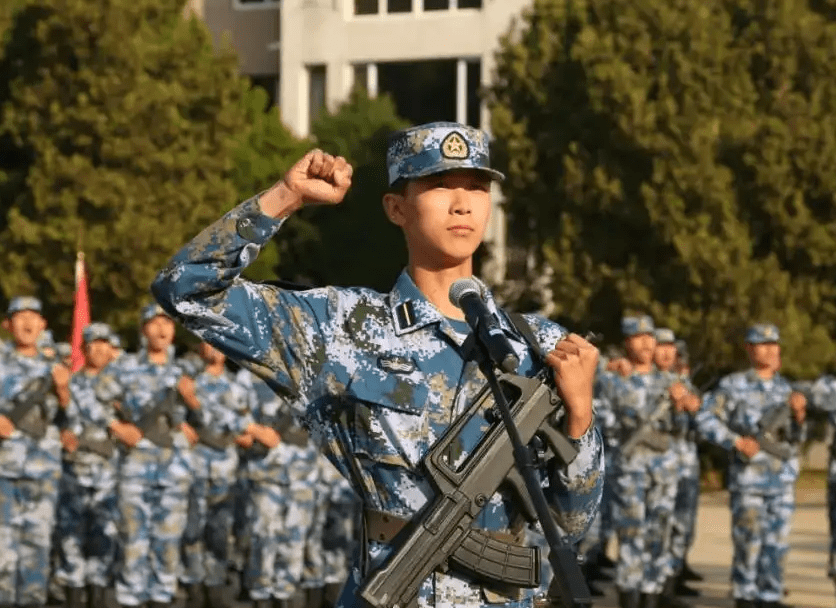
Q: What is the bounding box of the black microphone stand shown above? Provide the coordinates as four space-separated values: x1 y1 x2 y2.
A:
470 339 592 608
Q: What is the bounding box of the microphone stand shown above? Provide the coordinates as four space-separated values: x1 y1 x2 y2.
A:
471 341 592 608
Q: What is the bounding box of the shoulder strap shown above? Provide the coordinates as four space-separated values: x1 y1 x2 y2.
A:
506 312 544 359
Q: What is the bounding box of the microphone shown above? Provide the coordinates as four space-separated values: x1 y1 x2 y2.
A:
449 278 520 373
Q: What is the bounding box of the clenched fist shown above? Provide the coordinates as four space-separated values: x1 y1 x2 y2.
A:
545 334 599 439
259 149 354 218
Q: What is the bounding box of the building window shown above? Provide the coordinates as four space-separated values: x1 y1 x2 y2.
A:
234 0 280 9
308 65 327 127
355 0 378 14
387 0 411 12
458 0 482 7
423 0 449 9
353 64 367 91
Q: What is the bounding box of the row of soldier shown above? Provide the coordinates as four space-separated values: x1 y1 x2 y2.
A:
0 295 360 608
580 315 833 608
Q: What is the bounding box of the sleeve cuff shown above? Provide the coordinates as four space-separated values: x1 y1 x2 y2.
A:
231 196 287 246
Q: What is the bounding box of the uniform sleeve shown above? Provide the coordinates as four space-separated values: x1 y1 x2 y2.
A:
151 198 333 408
810 376 836 412
694 382 740 451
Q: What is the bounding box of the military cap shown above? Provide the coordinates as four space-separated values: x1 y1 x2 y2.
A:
621 315 655 337
82 322 112 344
386 121 505 187
745 323 780 344
7 296 43 316
139 302 170 325
654 328 676 344
109 334 122 349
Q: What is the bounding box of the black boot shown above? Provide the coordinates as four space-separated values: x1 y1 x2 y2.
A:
305 588 324 608
64 587 85 608
85 586 105 608
733 600 757 608
618 589 641 608
673 576 700 597
680 561 703 582
204 586 233 608
148 602 171 608
183 585 204 608
252 600 271 608
659 577 690 607
598 553 617 569
760 602 794 608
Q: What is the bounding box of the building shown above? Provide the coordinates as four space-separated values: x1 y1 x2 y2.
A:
187 0 535 282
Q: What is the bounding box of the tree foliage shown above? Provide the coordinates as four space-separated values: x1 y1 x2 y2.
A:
489 0 836 377
0 0 249 346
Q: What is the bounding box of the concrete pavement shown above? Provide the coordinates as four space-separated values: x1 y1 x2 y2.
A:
589 488 833 608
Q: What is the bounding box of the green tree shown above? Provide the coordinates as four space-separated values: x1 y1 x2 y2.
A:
489 0 836 377
306 89 410 292
0 0 249 346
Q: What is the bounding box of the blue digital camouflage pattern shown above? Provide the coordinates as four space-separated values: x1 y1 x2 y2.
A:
745 324 780 344
7 296 42 315
696 370 802 602
386 122 504 186
806 376 836 577
54 370 120 589
595 369 684 594
669 374 700 578
235 369 318 601
151 196 604 608
0 348 62 605
82 322 113 344
653 328 675 344
620 315 654 337
181 366 251 588
96 348 193 605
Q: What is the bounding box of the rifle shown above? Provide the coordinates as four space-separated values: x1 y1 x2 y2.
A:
186 406 234 451
116 387 178 448
754 404 795 460
246 411 309 458
73 428 115 459
358 372 585 608
620 391 674 458
2 375 53 439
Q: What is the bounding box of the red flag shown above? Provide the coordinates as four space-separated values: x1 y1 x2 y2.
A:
70 252 90 372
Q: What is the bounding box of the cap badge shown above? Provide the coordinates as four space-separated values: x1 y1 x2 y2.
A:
440 132 469 160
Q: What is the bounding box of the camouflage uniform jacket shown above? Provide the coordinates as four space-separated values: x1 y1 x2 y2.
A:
806 376 836 480
152 198 604 605
64 370 119 488
96 349 193 485
0 348 61 480
696 370 803 493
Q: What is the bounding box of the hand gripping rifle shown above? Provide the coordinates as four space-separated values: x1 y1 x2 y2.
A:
2 375 53 438
359 281 591 608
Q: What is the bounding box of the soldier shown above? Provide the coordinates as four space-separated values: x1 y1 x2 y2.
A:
807 362 836 590
596 316 695 608
180 342 252 608
55 323 121 608
151 122 604 608
695 324 806 608
0 296 70 608
653 329 702 597
234 368 317 608
96 302 199 608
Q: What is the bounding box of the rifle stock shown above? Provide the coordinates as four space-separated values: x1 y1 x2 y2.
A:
358 373 582 608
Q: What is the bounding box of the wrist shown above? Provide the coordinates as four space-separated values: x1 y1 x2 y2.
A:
259 180 303 218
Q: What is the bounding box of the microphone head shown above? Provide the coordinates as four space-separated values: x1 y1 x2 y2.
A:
448 277 481 308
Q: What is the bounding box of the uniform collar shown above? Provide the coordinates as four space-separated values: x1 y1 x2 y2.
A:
387 270 514 345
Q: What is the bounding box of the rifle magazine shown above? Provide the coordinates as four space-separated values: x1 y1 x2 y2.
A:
449 528 540 588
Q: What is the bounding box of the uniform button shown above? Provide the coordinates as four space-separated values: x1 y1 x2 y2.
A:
236 218 258 241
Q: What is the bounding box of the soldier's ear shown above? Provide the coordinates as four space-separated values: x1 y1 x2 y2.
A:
382 192 407 227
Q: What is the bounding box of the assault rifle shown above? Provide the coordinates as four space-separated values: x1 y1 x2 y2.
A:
74 428 115 458
620 392 674 458
186 405 234 451
116 387 178 448
1 375 53 438
358 372 585 608
754 404 795 460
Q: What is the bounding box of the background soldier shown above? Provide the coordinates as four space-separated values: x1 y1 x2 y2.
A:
96 303 199 608
808 368 836 592
55 323 121 608
0 297 70 608
180 342 252 608
596 316 692 608
695 324 806 608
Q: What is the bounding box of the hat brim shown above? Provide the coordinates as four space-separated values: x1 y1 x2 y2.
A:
402 165 505 184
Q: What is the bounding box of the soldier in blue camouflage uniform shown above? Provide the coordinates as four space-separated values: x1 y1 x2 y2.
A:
653 329 702 597
233 368 318 608
596 316 695 608
807 365 836 588
96 303 199 608
151 121 604 608
55 323 121 608
0 296 70 608
180 342 252 608
695 324 806 608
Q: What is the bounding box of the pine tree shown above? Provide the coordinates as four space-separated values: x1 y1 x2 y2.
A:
489 0 836 377
0 0 249 343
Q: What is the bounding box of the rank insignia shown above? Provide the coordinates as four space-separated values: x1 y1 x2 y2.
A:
440 131 469 159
